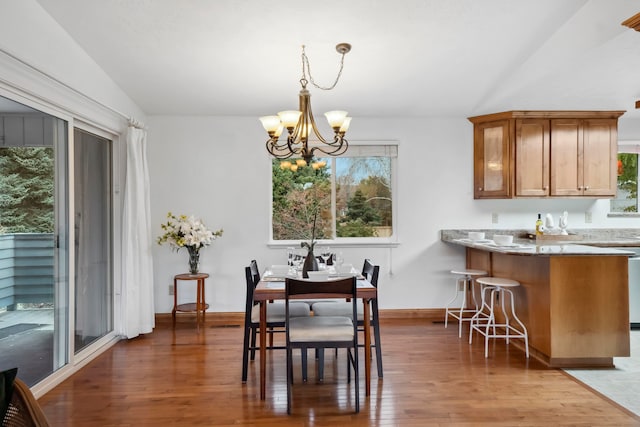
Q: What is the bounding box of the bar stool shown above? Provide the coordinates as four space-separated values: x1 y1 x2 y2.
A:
444 269 488 337
469 277 529 358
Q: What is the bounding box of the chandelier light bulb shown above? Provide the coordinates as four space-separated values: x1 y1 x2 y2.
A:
339 117 352 133
277 110 302 129
259 115 281 133
324 110 348 129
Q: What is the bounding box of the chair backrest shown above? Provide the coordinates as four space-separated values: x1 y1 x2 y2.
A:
361 259 380 287
244 260 261 320
249 259 260 283
286 276 356 300
3 378 50 427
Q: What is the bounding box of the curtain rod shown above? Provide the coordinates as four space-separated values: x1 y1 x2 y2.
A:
0 46 145 129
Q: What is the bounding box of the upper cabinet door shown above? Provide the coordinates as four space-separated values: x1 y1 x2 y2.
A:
474 120 510 199
550 119 582 196
515 119 549 197
581 119 617 197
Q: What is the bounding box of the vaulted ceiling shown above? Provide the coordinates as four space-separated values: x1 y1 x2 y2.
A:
34 0 640 119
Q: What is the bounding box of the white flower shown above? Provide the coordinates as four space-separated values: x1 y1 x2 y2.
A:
157 212 223 251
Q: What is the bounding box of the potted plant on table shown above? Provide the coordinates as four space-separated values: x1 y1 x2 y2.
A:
157 212 223 274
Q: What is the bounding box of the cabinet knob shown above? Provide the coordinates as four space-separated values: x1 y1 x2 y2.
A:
578 186 583 190
478 187 483 191
543 186 548 191
584 186 590 190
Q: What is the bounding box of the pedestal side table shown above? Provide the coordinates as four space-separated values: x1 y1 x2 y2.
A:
173 273 210 325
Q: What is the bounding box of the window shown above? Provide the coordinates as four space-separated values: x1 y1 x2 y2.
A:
271 144 397 243
610 143 639 213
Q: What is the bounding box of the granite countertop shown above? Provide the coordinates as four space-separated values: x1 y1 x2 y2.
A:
441 228 639 256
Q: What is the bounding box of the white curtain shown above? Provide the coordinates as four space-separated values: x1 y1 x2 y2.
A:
121 124 155 338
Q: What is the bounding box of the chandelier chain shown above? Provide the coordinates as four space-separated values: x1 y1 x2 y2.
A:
300 45 347 91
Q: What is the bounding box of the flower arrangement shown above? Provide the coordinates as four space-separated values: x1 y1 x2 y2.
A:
157 212 223 273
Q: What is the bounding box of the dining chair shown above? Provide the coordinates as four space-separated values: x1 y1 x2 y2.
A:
1 374 51 427
285 276 359 414
241 260 311 383
311 259 383 378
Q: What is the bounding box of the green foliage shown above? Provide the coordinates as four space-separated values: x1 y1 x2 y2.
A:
0 147 54 233
272 160 331 240
344 189 381 224
336 218 377 237
617 153 638 212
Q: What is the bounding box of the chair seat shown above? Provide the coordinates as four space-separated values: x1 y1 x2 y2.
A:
289 316 354 342
311 301 366 321
251 301 310 323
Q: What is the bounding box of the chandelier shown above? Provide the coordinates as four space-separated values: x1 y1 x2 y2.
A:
260 43 352 166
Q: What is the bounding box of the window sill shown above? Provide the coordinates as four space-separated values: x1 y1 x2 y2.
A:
267 240 400 249
607 212 640 218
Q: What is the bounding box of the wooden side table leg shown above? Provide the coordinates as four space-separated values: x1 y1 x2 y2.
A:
172 278 178 326
196 279 202 325
201 278 206 324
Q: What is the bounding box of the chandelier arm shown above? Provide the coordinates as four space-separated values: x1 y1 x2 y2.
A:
309 137 349 158
266 138 300 159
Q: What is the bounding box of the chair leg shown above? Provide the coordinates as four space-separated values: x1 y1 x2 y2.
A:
317 348 325 382
301 349 308 382
287 347 293 414
242 325 251 383
372 301 383 378
353 347 360 413
249 326 257 360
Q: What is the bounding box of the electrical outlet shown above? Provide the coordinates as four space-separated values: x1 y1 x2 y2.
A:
585 211 593 224
491 212 499 224
168 285 174 295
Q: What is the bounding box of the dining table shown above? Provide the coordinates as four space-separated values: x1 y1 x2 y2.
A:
253 272 378 400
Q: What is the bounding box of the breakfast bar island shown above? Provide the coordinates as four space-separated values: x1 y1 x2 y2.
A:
442 230 634 368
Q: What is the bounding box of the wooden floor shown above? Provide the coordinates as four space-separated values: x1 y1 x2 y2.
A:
38 316 640 426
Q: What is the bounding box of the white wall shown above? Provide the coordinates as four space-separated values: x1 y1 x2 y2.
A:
148 114 640 314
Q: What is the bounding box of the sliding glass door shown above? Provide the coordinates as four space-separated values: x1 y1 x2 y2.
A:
0 94 116 385
0 96 69 386
73 129 113 353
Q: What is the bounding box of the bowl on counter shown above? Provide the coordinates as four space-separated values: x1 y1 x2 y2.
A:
493 234 514 246
468 231 486 241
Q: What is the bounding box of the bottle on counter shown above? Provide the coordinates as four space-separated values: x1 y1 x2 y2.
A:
535 213 544 236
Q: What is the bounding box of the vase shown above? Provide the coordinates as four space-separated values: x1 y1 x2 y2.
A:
302 250 319 278
187 247 200 274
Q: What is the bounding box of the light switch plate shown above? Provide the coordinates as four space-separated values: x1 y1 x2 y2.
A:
168 284 174 295
491 212 499 223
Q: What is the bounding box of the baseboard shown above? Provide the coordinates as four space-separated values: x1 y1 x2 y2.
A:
156 308 446 326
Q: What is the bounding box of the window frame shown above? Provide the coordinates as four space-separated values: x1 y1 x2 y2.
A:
609 140 640 217
269 141 399 248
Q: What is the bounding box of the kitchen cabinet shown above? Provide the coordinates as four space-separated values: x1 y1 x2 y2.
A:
473 119 510 198
468 111 624 199
550 118 618 196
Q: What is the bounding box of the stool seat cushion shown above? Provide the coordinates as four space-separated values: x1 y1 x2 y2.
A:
476 277 520 287
311 301 366 320
251 301 310 323
289 316 354 342
450 269 488 276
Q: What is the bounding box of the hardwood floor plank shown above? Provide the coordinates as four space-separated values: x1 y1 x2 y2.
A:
37 317 640 426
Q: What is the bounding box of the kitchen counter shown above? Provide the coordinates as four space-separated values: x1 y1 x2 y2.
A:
442 228 640 248
441 228 632 368
441 235 635 256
